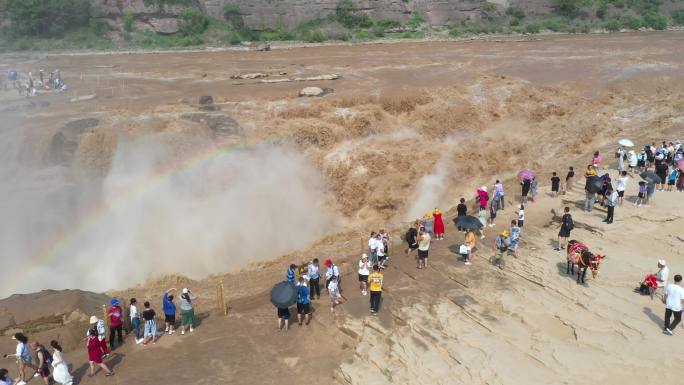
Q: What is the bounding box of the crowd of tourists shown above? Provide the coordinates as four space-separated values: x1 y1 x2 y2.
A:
1 68 68 97
1 288 197 384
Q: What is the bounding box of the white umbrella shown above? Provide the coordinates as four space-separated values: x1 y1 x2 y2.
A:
618 138 634 147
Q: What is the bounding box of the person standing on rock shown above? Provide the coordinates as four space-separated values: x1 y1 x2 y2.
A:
517 204 525 230
86 329 113 377
416 226 431 269
307 258 321 300
433 209 445 240
325 259 341 294
529 177 538 203
129 298 143 344
464 229 476 265
368 265 384 314
179 288 195 335
49 341 73 385
142 301 158 344
405 220 419 255
663 274 684 335
604 187 618 224
555 207 574 251
328 275 341 313
551 172 561 197
286 264 296 284
520 178 531 204
30 341 51 385
88 316 108 357
375 233 386 269
358 254 370 295
456 198 468 231
162 289 177 335
616 171 629 206
493 180 505 210
379 229 391 267
108 298 124 350
509 220 521 253
368 232 379 267
616 147 625 172
565 166 575 193
296 277 311 326
3 333 37 384
476 187 489 211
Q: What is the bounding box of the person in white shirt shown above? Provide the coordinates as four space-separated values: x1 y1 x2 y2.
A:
663 274 684 335
655 260 669 288
616 147 625 172
358 254 370 295
417 227 431 269
324 259 341 294
49 341 73 385
367 232 378 267
615 171 628 206
375 233 385 269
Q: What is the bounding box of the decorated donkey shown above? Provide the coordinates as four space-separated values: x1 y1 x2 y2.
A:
566 240 605 284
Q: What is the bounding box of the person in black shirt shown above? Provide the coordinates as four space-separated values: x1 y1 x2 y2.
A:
655 162 668 191
555 206 573 251
551 172 561 197
456 198 467 231
404 220 419 255
521 179 531 204
142 301 158 345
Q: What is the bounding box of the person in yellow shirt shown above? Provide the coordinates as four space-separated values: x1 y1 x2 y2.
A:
368 265 384 314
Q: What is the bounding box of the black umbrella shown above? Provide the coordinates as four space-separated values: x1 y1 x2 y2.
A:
453 215 483 230
270 281 297 309
585 176 603 194
640 171 662 184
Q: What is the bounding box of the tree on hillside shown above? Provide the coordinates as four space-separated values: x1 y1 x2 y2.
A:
553 0 593 18
6 0 91 36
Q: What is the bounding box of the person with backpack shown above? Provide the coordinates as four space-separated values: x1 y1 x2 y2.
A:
49 341 73 385
87 316 108 357
405 221 419 255
555 207 574 251
86 329 114 377
604 187 618 224
30 341 51 385
107 298 124 350
3 333 37 384
493 230 509 266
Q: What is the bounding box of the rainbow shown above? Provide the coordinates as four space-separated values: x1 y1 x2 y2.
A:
15 138 263 292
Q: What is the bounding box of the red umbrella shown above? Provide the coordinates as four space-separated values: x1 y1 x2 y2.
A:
677 158 684 171
517 169 535 181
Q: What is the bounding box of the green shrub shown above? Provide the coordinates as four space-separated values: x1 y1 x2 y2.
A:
335 0 373 28
510 18 521 26
300 29 326 42
605 18 621 31
579 22 592 33
674 10 684 26
123 9 134 33
408 13 424 28
449 27 461 37
178 9 209 36
612 0 625 8
225 32 242 45
223 5 244 29
143 0 191 8
553 0 592 18
6 0 92 37
377 19 401 29
596 1 608 19
525 22 541 33
622 15 643 29
506 6 526 19
543 18 567 32
643 12 667 30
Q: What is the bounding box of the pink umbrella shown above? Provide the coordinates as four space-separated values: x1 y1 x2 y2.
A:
517 169 535 181
678 158 684 171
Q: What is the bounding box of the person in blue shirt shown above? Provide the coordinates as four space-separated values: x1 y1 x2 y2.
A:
286 264 296 283
296 277 311 326
162 288 177 335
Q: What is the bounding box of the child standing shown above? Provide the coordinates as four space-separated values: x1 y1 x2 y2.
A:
551 172 561 197
635 181 647 207
517 204 525 230
459 243 471 265
667 169 678 191
328 276 340 313
142 301 158 345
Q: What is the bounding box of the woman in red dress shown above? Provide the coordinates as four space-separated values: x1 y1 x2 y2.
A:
87 329 114 377
433 208 445 240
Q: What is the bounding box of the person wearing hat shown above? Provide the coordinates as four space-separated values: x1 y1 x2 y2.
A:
656 260 670 289
87 316 108 356
107 298 124 350
86 328 113 377
493 230 509 266
324 259 341 294
179 288 195 335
